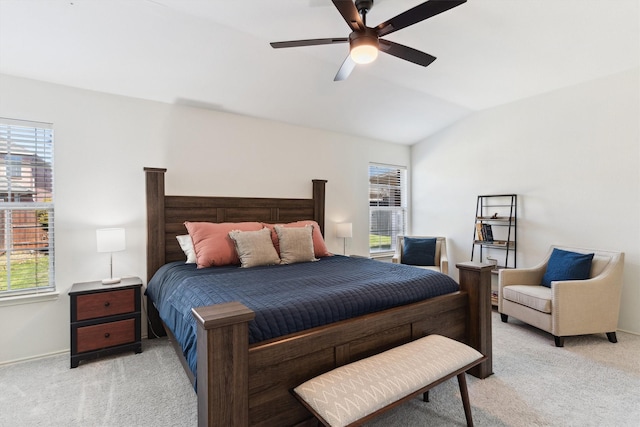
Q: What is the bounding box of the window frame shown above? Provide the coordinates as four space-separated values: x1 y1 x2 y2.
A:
0 118 55 297
368 163 408 257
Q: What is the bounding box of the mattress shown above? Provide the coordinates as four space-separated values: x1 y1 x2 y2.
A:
146 255 459 378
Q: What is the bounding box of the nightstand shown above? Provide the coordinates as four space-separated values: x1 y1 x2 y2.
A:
69 277 142 368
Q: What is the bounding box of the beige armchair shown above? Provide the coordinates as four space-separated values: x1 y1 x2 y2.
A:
392 236 448 275
498 245 624 347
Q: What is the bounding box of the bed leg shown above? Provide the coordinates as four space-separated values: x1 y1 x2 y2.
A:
192 302 256 427
456 262 493 379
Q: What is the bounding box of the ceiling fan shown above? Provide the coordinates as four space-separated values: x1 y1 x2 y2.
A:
270 0 466 81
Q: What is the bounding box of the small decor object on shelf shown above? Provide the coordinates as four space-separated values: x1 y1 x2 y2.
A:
96 228 126 284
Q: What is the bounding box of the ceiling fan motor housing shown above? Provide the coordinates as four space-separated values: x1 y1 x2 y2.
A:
349 27 379 51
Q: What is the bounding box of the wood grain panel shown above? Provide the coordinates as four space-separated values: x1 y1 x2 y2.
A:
76 289 134 321
76 319 135 353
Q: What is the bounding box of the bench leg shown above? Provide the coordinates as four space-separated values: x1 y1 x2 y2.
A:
457 373 474 427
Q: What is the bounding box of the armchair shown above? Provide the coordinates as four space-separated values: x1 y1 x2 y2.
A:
498 245 624 347
392 236 448 275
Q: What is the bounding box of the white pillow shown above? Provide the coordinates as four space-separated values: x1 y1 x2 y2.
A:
176 235 197 264
275 225 318 265
228 227 281 268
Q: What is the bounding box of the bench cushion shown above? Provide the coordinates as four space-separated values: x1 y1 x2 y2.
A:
293 335 483 427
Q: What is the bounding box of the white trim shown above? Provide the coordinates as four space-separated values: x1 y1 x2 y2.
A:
0 290 59 307
0 348 68 367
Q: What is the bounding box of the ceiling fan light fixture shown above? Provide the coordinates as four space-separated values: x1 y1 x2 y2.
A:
349 29 379 65
350 44 378 64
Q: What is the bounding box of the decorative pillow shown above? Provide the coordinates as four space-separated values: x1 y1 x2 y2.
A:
263 220 332 258
402 237 436 266
176 235 196 264
184 221 263 268
541 248 594 288
275 225 318 264
228 228 281 268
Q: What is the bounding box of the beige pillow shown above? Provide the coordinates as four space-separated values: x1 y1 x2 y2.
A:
228 228 281 268
275 225 318 265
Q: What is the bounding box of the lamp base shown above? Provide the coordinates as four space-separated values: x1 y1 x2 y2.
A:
102 277 121 285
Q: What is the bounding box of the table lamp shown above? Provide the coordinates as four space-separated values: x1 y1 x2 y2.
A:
96 228 125 284
336 223 353 256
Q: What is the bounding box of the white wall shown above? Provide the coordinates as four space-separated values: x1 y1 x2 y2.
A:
0 74 409 363
411 68 640 334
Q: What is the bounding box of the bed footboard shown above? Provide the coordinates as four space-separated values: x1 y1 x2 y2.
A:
192 262 492 427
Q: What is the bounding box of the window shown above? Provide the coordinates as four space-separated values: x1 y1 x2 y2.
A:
0 118 54 296
369 163 407 255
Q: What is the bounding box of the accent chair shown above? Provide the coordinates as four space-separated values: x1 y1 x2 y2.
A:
498 245 624 347
392 236 448 275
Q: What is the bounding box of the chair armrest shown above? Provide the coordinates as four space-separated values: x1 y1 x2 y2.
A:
439 241 448 275
391 255 400 264
498 265 546 287
552 266 624 335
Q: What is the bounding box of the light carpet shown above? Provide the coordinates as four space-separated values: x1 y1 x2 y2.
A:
0 311 638 427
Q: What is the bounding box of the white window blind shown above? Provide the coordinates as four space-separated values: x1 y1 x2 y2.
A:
369 163 407 255
0 118 55 296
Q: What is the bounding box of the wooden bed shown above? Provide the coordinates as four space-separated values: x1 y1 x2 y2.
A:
144 167 493 427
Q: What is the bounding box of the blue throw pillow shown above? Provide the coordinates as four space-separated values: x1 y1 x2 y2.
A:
541 248 594 288
402 237 436 266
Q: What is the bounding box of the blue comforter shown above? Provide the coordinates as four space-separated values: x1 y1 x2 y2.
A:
146 255 459 378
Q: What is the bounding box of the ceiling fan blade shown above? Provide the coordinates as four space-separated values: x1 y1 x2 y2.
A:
332 0 365 31
378 39 436 67
270 38 348 49
376 0 466 37
334 55 356 81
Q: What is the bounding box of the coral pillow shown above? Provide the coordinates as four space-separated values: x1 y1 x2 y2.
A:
184 221 263 268
262 220 332 257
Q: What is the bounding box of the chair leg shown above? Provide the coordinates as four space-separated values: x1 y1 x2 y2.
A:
500 313 508 323
457 373 474 427
423 390 429 402
606 332 617 343
554 336 564 347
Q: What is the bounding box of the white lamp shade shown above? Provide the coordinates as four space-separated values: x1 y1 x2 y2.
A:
336 223 353 239
96 228 126 253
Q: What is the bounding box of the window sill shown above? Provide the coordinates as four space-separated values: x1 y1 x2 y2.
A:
370 252 395 262
0 291 60 307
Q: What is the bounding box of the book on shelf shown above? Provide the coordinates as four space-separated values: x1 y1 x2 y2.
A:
482 224 494 242
475 223 484 241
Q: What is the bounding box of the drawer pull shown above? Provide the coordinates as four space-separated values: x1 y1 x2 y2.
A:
104 332 110 338
104 301 111 307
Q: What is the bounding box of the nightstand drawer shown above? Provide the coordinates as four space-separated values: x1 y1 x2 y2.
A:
76 318 136 353
75 289 134 321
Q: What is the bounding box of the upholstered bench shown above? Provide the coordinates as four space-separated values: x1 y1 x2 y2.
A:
293 334 486 427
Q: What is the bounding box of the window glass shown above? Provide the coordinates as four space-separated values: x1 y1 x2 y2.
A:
0 118 54 295
369 164 407 255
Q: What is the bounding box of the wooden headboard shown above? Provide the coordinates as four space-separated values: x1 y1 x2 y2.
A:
144 167 327 282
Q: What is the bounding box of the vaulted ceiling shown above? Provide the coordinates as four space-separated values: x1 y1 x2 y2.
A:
0 0 638 144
